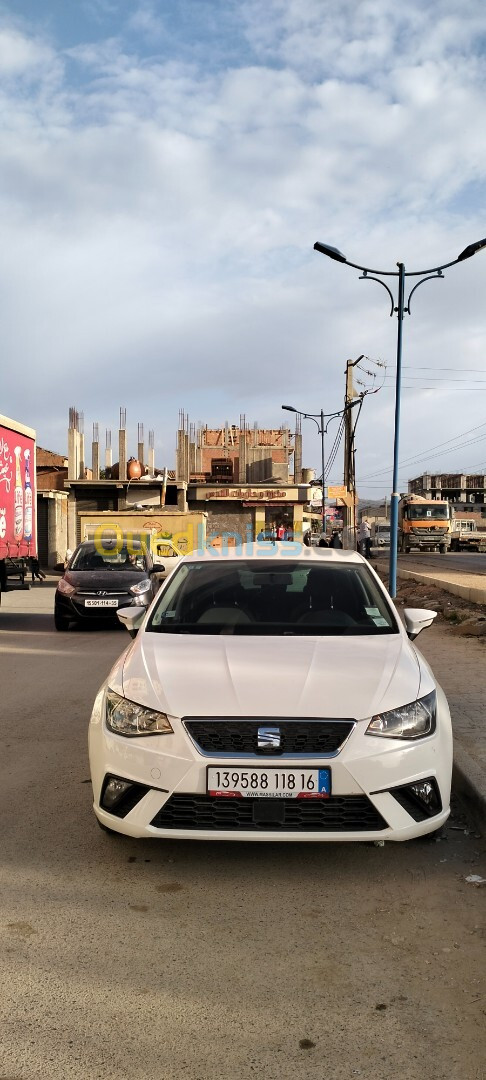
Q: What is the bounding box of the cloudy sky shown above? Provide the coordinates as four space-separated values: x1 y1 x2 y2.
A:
1 0 486 498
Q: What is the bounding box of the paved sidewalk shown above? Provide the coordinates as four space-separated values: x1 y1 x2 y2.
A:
414 623 486 834
373 557 486 834
374 557 486 605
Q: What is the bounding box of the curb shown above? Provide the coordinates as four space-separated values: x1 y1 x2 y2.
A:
373 558 486 836
372 559 486 606
453 745 486 836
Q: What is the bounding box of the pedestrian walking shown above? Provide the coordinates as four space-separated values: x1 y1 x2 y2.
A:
29 557 45 582
329 530 343 549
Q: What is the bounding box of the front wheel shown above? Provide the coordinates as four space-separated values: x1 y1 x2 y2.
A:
96 817 124 837
439 544 447 555
54 610 70 631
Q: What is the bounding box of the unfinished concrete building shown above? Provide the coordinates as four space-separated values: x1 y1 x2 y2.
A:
176 412 303 485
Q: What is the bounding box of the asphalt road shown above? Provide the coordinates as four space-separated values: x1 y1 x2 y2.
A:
1 582 485 1080
402 552 486 575
379 548 486 575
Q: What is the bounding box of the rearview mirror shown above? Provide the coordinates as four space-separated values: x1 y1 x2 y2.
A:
403 607 437 640
117 606 146 638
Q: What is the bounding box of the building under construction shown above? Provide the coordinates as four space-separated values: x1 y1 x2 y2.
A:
176 412 303 485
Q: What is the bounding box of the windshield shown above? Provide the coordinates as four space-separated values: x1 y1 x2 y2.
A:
147 559 398 636
406 505 449 520
70 543 146 571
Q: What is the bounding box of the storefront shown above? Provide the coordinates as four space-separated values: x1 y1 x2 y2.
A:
187 484 317 543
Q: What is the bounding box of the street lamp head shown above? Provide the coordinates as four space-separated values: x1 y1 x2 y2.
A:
457 237 486 262
314 242 347 263
281 405 297 412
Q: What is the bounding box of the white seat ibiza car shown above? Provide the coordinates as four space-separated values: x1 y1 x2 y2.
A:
88 545 452 842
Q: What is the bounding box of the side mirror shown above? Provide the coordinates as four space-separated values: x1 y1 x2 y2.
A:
150 563 165 574
117 606 146 638
403 607 437 640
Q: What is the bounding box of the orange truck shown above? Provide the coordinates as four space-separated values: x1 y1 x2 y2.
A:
398 494 452 554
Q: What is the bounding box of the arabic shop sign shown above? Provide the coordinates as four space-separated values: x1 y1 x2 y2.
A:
192 486 300 501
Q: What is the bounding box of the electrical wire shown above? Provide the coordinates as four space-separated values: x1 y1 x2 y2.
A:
358 421 486 482
324 418 345 479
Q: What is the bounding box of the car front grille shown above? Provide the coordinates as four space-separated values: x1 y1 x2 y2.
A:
150 794 386 832
183 718 355 756
76 588 129 597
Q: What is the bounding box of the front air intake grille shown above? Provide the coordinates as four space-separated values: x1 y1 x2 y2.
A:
150 794 387 832
77 588 128 597
183 719 355 756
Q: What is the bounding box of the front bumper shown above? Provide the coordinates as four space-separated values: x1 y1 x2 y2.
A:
89 690 452 842
409 531 450 546
55 592 151 621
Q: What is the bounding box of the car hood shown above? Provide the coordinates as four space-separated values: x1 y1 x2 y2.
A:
65 569 147 590
117 633 428 721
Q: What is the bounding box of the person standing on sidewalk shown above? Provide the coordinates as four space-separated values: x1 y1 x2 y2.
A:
330 530 343 549
358 519 371 558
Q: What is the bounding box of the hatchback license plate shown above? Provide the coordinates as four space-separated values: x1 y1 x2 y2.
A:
207 767 331 799
85 598 119 608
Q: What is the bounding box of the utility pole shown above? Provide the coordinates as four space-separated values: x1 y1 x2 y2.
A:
343 356 363 549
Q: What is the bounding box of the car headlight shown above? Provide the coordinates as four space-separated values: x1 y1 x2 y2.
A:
129 578 152 596
105 689 173 737
366 690 436 739
57 578 76 596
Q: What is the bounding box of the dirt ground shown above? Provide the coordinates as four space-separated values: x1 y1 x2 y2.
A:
377 573 486 640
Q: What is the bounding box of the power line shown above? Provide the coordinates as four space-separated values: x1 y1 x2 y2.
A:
389 365 486 372
358 421 486 481
380 384 486 390
383 375 486 384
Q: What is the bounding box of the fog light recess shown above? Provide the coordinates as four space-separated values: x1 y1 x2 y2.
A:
100 775 150 817
389 777 442 821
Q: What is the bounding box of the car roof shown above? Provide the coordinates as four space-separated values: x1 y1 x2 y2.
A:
75 539 144 551
179 543 365 566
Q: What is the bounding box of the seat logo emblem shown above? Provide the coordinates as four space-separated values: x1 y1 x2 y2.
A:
257 726 281 749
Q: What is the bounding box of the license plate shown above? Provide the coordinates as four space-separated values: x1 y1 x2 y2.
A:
85 598 119 608
207 767 331 799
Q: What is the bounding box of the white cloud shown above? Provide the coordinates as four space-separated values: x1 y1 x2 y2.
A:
0 3 485 488
126 2 166 42
0 26 54 76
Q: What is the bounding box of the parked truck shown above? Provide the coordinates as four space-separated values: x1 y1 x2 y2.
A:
371 519 391 546
450 517 486 552
398 494 452 554
0 414 37 590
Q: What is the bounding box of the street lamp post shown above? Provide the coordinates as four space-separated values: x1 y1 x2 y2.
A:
314 237 486 596
282 401 360 539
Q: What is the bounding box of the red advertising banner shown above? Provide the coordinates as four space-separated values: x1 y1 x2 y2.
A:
0 421 37 559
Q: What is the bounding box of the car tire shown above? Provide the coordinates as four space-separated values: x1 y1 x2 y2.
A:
96 817 122 837
54 610 70 631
